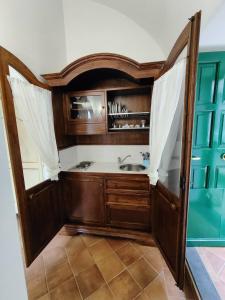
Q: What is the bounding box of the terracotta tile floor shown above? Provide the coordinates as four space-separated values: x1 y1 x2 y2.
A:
25 233 194 300
196 247 225 299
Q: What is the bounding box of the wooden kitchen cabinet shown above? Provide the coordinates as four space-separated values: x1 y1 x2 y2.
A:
61 172 151 231
63 174 105 225
105 175 151 231
63 90 107 135
1 10 200 289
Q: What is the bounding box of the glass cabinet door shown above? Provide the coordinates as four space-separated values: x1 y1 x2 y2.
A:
67 91 105 123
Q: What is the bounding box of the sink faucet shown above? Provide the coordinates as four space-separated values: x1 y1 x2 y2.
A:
118 155 131 165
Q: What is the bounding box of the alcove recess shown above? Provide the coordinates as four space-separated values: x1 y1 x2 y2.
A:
62 68 153 145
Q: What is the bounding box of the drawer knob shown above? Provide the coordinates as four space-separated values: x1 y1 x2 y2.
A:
170 203 176 211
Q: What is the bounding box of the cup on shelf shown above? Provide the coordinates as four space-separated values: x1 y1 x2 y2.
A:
140 120 146 128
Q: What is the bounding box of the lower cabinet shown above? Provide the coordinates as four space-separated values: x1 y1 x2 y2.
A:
61 172 151 232
106 203 150 230
63 175 105 225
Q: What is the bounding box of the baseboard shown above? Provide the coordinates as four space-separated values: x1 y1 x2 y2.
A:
60 223 155 245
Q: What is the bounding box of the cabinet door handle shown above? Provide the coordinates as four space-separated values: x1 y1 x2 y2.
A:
192 156 201 161
221 153 225 161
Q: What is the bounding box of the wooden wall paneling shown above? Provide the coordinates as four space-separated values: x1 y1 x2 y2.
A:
74 131 149 145
52 87 76 149
26 180 63 258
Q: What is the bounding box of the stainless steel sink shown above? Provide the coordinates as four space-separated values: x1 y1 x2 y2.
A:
119 164 146 172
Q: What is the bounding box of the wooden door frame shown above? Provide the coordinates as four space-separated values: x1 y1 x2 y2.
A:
0 46 50 265
153 11 201 287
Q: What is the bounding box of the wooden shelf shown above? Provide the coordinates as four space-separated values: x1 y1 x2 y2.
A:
108 112 150 116
109 127 149 131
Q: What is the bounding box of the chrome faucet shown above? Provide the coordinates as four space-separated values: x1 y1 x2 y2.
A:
118 155 131 165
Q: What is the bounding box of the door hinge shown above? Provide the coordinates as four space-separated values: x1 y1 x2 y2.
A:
180 176 186 191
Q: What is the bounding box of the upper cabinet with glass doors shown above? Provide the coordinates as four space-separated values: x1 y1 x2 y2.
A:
63 90 106 135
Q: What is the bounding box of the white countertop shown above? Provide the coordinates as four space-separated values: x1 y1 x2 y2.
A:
63 162 149 175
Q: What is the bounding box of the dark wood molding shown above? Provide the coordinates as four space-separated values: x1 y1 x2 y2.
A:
42 53 165 86
60 224 155 246
178 11 201 288
159 22 191 77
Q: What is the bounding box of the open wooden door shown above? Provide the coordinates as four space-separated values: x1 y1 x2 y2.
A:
0 47 63 266
152 12 201 288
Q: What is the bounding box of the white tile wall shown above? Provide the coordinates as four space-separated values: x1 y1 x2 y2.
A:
59 145 149 170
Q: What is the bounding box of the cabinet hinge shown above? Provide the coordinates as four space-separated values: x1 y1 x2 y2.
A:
180 176 186 191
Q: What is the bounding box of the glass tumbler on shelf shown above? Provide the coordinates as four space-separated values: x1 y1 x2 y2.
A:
140 120 146 128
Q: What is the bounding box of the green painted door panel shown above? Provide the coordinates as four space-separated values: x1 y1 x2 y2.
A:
196 63 217 104
187 52 225 246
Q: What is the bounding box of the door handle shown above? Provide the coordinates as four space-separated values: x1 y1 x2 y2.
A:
221 153 225 160
192 156 201 161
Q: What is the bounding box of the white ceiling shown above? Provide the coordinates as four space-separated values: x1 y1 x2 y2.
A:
92 0 224 55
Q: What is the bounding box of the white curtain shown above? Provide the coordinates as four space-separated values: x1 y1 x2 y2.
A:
8 76 60 180
149 59 186 185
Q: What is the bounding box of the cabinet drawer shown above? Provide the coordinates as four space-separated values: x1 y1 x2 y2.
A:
106 203 150 230
66 122 106 135
106 193 149 206
106 178 149 192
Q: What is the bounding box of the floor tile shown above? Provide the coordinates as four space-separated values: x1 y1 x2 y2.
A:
116 243 142 266
68 248 95 275
134 291 149 300
219 266 225 283
128 257 157 288
88 239 114 262
145 272 168 300
37 294 50 300
81 234 102 247
109 270 141 300
65 236 86 257
76 264 105 298
214 279 225 300
46 262 73 291
44 235 72 251
205 250 225 275
86 284 114 300
140 246 164 273
27 274 48 300
107 237 129 251
163 268 184 299
49 277 81 300
43 247 67 272
26 255 45 282
96 252 124 282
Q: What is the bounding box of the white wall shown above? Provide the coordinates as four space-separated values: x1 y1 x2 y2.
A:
0 101 28 299
200 2 225 51
0 0 66 76
59 145 150 170
92 0 224 57
62 0 165 64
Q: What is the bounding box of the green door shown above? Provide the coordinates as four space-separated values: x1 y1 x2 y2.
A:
187 52 225 246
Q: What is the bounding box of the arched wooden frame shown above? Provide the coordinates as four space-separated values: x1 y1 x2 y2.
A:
42 53 164 86
0 47 50 264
